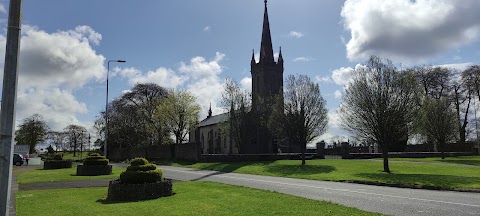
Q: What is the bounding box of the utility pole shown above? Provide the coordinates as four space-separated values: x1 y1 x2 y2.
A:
0 0 22 215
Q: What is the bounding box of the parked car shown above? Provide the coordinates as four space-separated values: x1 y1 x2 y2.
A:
13 153 24 166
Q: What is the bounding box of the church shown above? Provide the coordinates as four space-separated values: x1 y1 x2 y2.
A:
189 0 290 154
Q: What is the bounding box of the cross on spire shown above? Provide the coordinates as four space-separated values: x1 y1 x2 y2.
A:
260 0 274 63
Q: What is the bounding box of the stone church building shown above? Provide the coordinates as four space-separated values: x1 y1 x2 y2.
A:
189 1 292 154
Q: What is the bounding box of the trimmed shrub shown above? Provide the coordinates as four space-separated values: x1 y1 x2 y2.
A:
88 152 101 157
83 159 109 166
44 160 73 169
130 158 149 166
76 154 111 176
126 164 157 172
53 153 63 160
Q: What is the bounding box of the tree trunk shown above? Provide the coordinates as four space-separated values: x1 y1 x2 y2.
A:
301 142 306 166
382 144 390 173
440 141 446 160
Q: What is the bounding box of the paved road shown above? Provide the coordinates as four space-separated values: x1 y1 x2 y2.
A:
158 165 480 216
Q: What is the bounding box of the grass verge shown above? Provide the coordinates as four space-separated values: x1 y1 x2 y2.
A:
167 159 480 190
16 181 380 216
16 166 125 184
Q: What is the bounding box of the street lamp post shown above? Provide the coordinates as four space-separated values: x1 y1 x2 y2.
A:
105 60 126 158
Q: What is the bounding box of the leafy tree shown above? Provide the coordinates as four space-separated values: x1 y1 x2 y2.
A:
64 125 88 156
271 74 328 166
15 114 49 154
420 97 457 159
340 56 419 173
157 89 201 158
123 83 169 146
94 83 172 153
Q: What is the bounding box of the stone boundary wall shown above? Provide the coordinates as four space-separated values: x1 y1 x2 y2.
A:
109 142 201 161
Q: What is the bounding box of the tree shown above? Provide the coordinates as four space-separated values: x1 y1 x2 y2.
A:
48 131 67 152
94 83 172 153
157 89 201 158
221 79 252 154
340 56 419 173
123 83 169 146
15 114 49 154
64 125 88 156
420 97 457 159
451 70 472 143
271 75 328 166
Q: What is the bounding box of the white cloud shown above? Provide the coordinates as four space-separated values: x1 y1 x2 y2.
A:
129 67 188 89
18 25 105 90
331 64 365 86
436 62 474 71
240 77 252 93
16 88 87 130
315 75 332 84
288 31 304 38
203 26 211 32
293 57 313 62
341 0 480 61
0 4 5 13
179 52 224 78
334 90 342 99
124 52 227 119
0 25 106 131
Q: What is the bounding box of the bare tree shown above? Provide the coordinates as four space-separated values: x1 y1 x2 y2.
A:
64 125 87 156
15 114 50 154
157 89 201 158
48 131 67 152
271 74 328 166
420 97 457 159
221 79 252 154
451 71 472 143
340 56 419 173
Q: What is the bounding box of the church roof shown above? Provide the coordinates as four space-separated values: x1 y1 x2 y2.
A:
199 112 229 127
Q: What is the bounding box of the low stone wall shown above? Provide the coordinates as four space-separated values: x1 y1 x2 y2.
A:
199 153 317 162
109 142 201 162
349 152 475 159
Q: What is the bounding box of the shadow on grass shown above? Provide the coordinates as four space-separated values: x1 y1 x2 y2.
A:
198 161 274 172
155 160 197 166
439 160 480 166
264 164 336 176
355 173 480 189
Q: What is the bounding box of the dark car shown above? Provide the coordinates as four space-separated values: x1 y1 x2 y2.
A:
13 153 24 166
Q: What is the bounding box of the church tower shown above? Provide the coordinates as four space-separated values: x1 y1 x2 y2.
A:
251 0 284 111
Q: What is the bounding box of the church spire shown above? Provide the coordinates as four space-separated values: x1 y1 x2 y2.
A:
260 0 274 63
208 103 212 118
278 46 283 62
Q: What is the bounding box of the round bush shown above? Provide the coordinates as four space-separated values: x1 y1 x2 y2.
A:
120 169 163 184
126 164 157 172
84 156 106 161
130 158 149 166
53 153 63 160
88 152 101 156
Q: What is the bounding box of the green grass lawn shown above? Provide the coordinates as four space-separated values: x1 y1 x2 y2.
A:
168 158 480 190
16 181 380 216
16 166 125 184
375 156 480 166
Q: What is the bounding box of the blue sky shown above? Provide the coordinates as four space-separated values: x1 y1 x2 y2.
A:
1 0 479 143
